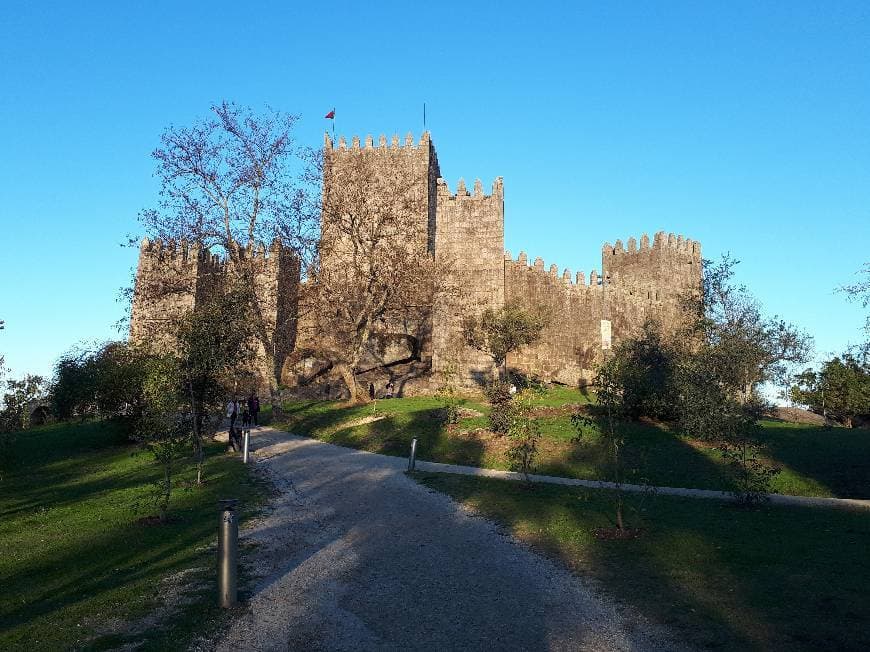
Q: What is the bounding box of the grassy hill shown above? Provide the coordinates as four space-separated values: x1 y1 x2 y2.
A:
276 388 870 498
0 420 260 650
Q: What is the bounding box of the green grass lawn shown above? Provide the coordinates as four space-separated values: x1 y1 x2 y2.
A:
278 388 870 498
0 420 262 650
417 472 870 652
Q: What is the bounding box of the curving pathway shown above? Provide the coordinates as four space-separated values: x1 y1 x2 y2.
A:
205 428 691 651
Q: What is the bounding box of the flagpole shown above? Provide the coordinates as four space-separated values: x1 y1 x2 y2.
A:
423 102 426 132
332 107 335 144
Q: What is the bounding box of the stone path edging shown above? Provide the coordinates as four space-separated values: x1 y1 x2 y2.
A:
412 459 870 511
233 427 870 511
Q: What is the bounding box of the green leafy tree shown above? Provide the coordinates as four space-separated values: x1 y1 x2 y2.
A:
52 342 152 423
791 353 870 428
0 374 47 433
462 302 549 383
593 256 810 504
175 289 253 483
597 321 679 421
676 255 810 502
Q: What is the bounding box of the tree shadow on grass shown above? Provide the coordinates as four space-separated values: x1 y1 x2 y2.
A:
325 407 488 469
421 474 870 652
538 412 737 493
0 431 258 649
759 421 870 498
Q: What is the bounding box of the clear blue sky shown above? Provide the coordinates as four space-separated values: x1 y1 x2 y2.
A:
1 1 868 381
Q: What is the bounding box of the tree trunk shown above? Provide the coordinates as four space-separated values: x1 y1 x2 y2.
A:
194 417 204 485
269 386 283 421
337 363 365 403
160 460 172 522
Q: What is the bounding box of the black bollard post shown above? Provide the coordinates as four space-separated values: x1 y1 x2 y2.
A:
218 499 238 607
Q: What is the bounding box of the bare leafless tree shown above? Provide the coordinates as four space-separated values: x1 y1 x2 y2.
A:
136 102 319 402
298 153 451 402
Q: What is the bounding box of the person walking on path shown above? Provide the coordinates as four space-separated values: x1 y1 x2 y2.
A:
226 398 238 430
226 398 241 451
241 401 251 428
248 393 261 426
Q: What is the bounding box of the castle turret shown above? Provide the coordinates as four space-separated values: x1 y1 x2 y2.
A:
130 238 222 348
432 176 506 383
601 231 701 296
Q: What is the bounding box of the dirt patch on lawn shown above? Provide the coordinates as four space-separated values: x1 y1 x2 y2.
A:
531 404 591 418
336 414 389 430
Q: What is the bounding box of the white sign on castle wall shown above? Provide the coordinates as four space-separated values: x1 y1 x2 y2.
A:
600 319 612 350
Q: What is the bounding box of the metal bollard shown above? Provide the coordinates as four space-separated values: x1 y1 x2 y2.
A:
218 499 238 608
407 437 418 472
242 429 250 464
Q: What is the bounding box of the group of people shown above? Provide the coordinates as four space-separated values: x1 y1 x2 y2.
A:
227 393 260 430
368 381 395 400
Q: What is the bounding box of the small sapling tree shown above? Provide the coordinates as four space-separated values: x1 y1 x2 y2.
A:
175 288 253 484
131 353 191 522
506 388 542 483
435 362 462 425
572 359 632 533
463 302 548 433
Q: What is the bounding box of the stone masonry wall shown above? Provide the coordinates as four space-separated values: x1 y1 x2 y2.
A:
505 248 671 386
432 177 505 386
231 242 300 390
130 238 224 350
308 132 439 365
130 238 298 392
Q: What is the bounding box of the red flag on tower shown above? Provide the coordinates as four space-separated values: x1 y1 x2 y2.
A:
324 109 335 119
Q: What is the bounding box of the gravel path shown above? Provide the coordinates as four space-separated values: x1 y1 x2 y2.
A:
206 428 691 652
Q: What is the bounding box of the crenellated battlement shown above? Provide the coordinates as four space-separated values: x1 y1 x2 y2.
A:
602 231 701 258
324 131 431 153
436 176 503 200
505 250 620 291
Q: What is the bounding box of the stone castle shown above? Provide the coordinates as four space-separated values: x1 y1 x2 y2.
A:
131 131 701 395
